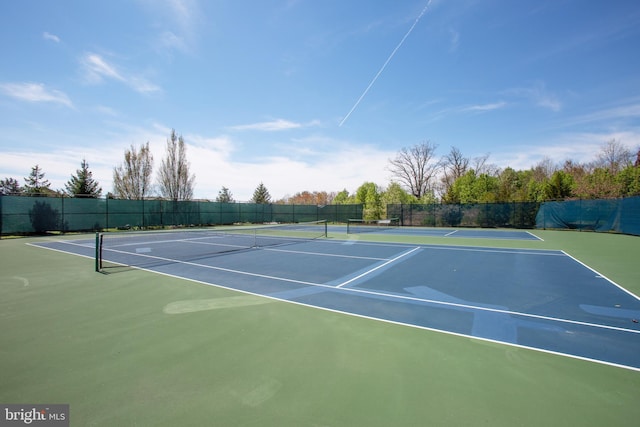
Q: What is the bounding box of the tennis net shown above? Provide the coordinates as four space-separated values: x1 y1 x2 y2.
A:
95 220 327 272
346 218 400 234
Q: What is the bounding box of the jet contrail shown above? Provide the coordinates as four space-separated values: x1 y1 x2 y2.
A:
339 0 433 127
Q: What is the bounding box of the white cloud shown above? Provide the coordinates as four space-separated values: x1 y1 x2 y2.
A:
43 32 60 43
428 101 507 122
167 0 198 28
0 82 73 108
560 99 640 127
186 134 235 156
94 105 120 117
139 0 202 54
449 28 459 52
80 52 161 94
158 31 188 52
81 53 124 83
229 119 319 132
461 102 507 113
507 81 562 112
127 76 162 94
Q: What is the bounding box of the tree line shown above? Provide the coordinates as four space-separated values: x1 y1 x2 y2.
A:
280 139 640 218
359 140 640 218
2 131 639 220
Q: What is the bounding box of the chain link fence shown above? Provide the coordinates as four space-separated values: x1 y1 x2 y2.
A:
387 202 540 229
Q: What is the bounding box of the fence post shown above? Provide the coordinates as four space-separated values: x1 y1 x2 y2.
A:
579 198 582 231
104 196 108 231
60 195 65 233
409 203 413 226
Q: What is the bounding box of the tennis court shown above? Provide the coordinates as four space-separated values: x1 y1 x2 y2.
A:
32 226 640 371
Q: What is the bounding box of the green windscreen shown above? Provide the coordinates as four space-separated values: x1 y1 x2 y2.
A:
0 195 363 236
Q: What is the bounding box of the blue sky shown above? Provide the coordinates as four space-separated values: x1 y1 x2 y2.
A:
1 0 639 201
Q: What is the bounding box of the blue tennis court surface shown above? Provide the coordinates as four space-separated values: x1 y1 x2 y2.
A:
33 234 640 371
337 225 542 240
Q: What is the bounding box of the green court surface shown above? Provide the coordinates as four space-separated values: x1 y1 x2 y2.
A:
1 230 639 426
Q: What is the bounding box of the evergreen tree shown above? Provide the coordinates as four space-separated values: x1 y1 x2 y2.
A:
216 186 234 203
332 189 353 204
0 177 22 195
24 165 52 195
65 159 102 198
251 182 271 204
543 170 574 200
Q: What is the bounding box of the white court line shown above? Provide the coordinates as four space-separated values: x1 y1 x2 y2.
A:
336 247 421 288
26 240 94 256
526 230 544 241
444 230 458 236
45 240 94 248
420 245 564 256
262 247 387 261
561 250 640 301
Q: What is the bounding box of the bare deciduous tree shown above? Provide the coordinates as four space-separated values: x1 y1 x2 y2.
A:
440 146 469 195
157 129 195 201
113 142 154 199
594 139 632 174
387 141 439 199
472 153 500 176
531 156 557 181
